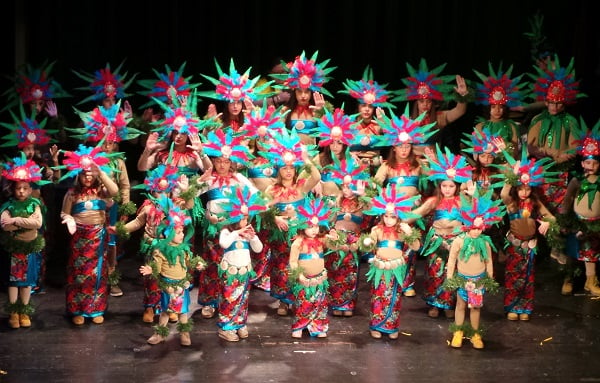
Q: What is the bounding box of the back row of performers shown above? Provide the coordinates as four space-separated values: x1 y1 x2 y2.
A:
2 52 599 348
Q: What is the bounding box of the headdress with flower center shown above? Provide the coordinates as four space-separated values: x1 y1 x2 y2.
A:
529 55 585 104
202 128 254 165
70 100 141 143
572 117 600 161
153 194 194 265
0 103 57 148
151 90 219 141
57 144 118 181
363 184 421 220
315 106 359 147
423 144 473 184
137 62 201 109
217 184 268 226
239 103 288 144
323 148 370 192
258 128 317 168
271 51 336 98
473 63 528 108
72 61 137 105
1 152 51 186
198 58 272 103
133 162 180 194
295 195 338 230
339 66 396 109
393 58 455 102
374 104 437 147
456 189 505 231
494 145 559 187
461 126 501 157
2 60 71 113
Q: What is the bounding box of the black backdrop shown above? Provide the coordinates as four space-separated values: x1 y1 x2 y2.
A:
2 0 599 133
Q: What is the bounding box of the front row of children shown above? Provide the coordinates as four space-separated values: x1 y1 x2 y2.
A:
2 121 600 349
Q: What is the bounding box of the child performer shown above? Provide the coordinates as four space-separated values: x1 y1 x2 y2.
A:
289 196 338 338
410 145 475 319
140 197 205 346
324 149 371 317
1 154 50 328
446 190 505 349
58 145 119 325
499 147 557 320
360 185 421 339
562 119 600 297
215 185 268 342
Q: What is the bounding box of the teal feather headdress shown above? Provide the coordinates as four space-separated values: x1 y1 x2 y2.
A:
473 62 528 107
271 51 336 98
70 99 141 143
217 184 268 226
258 128 317 168
374 104 436 147
72 61 137 105
363 184 420 220
393 58 455 103
314 105 359 147
456 189 505 231
423 144 473 184
339 66 396 108
0 103 57 148
137 62 201 109
1 152 51 186
198 58 272 103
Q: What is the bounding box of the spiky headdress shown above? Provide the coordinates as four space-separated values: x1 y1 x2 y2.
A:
133 162 180 194
323 148 370 191
72 61 137 105
295 195 338 230
315 106 359 147
424 144 473 184
240 103 287 142
497 145 559 187
393 58 455 102
137 62 201 109
529 55 585 104
217 184 268 226
456 189 505 231
70 100 141 143
0 103 57 148
271 51 336 97
151 90 219 141
339 66 396 108
363 184 421 219
461 127 501 157
2 61 71 112
473 63 528 107
57 144 118 181
572 117 600 161
202 128 254 165
1 152 51 186
374 104 436 147
198 58 271 103
152 194 194 265
258 128 317 168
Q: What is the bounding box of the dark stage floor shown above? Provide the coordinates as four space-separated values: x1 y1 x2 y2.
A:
1 252 599 383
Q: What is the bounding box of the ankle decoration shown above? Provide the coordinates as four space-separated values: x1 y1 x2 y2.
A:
153 324 170 337
177 319 193 333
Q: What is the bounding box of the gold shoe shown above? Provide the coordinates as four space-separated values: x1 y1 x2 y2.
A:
147 333 165 345
168 312 179 323
370 330 382 339
143 307 155 323
507 312 519 321
584 276 600 296
519 313 530 321
450 330 463 348
317 332 327 338
8 313 20 329
277 302 289 316
72 315 85 325
92 316 104 324
561 278 573 295
471 333 484 349
403 288 416 297
237 326 249 339
180 332 191 346
201 306 216 319
19 314 31 327
218 329 240 342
